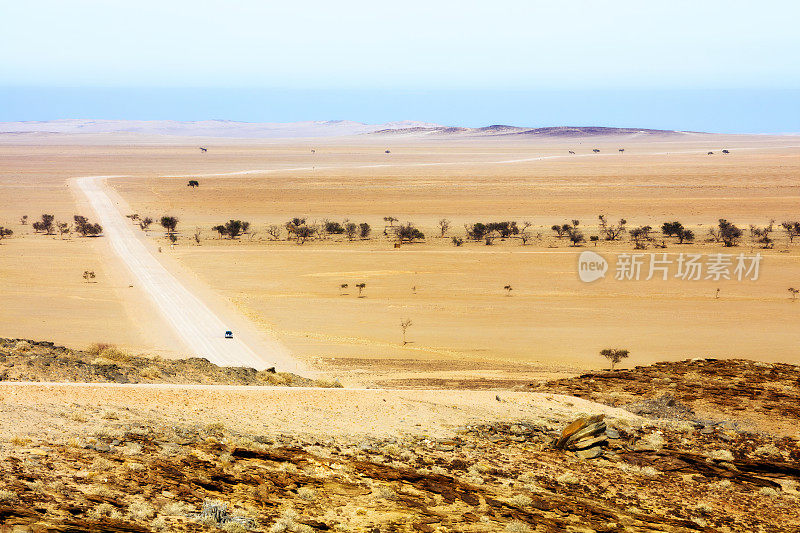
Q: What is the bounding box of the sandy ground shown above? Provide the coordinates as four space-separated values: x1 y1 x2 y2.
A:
0 382 638 441
1 133 799 383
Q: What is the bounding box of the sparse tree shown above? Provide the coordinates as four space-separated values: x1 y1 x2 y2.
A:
82 270 96 283
466 223 489 241
781 221 800 243
57 222 70 239
598 215 627 241
789 287 799 301
503 284 513 295
187 180 200 187
339 283 348 296
73 215 103 237
324 221 345 235
355 282 366 297
266 224 282 241
214 219 248 239
0 227 12 243
600 348 629 371
551 224 570 238
750 224 774 249
345 222 358 241
400 319 413 345
661 221 694 244
438 219 451 237
397 223 424 243
629 226 654 249
32 214 55 235
19 215 28 225
452 236 464 247
168 233 178 245
194 227 202 244
709 219 742 247
383 216 398 227
567 227 585 246
139 217 153 231
359 222 371 239
212 225 226 238
160 216 179 234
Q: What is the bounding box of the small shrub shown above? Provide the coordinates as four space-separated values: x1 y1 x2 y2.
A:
99 346 132 362
509 494 532 507
87 342 114 355
556 472 579 485
101 409 119 420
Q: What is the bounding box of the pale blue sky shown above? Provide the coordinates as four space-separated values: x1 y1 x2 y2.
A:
1 1 799 130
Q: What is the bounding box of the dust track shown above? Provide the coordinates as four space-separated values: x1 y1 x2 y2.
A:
74 176 300 372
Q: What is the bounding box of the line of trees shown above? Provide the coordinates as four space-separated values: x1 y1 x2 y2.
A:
26 213 103 238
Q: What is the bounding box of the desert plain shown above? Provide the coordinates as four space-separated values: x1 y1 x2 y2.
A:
1 128 799 531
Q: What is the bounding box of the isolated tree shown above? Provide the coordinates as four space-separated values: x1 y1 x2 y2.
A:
503 284 513 296
598 215 627 241
590 235 599 245
400 319 413 345
82 270 96 283
339 283 348 296
19 215 28 225
139 217 153 231
73 215 103 237
383 216 398 227
345 222 358 241
710 219 742 247
187 180 200 187
0 227 12 243
789 288 799 302
359 222 371 239
355 282 366 297
781 221 800 243
600 348 629 371
396 223 424 243
619 148 625 154
519 233 531 245
168 233 178 245
452 236 464 247
266 224 282 240
160 216 179 234
438 219 451 237
32 214 55 235
194 227 202 244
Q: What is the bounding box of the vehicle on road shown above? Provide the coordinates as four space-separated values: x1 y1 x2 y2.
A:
224 330 233 339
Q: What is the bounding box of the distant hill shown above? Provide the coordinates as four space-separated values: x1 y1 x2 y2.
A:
0 120 697 139
370 125 693 137
0 119 443 139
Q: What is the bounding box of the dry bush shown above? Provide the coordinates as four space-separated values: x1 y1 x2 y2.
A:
162 501 193 516
126 462 145 472
128 501 155 521
506 521 531 532
556 472 579 485
101 409 119 420
509 494 533 507
123 442 142 455
313 379 344 388
140 366 161 379
0 490 17 501
10 436 31 446
87 342 114 355
99 346 132 363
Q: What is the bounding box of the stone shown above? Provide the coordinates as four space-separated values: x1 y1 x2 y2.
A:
572 435 608 450
575 446 604 460
606 429 620 439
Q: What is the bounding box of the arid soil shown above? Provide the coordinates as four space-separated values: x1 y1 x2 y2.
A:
0 354 799 531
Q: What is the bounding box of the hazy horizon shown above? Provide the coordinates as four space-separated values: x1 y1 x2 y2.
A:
2 87 799 134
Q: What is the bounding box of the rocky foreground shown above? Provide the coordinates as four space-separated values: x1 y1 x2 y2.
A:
0 351 798 531
0 338 339 388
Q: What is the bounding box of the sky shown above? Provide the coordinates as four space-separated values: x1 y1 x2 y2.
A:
1 0 799 131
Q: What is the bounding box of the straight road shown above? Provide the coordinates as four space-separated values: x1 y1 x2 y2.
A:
74 176 299 372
